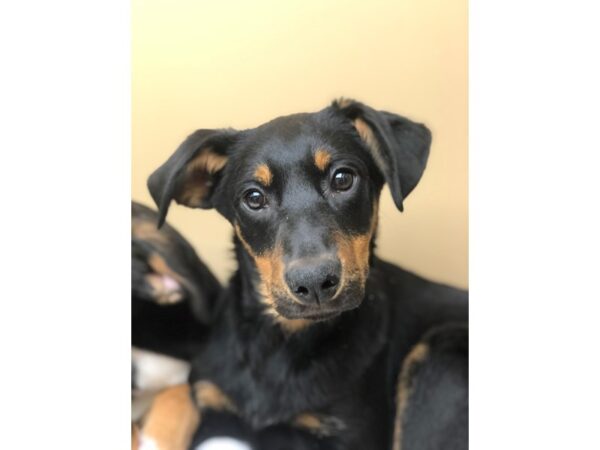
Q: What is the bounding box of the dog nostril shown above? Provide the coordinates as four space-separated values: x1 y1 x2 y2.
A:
321 275 339 291
295 286 309 296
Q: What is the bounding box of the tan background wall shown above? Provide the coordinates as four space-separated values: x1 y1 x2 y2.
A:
132 0 468 288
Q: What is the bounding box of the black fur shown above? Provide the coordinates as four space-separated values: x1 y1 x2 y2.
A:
147 99 468 449
396 324 468 450
131 201 221 361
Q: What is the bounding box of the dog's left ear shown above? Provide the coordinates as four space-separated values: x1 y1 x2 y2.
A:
332 99 432 211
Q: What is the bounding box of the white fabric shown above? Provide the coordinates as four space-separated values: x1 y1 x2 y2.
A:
194 437 253 450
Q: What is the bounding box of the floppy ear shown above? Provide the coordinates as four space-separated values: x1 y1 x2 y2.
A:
147 129 238 227
332 99 432 211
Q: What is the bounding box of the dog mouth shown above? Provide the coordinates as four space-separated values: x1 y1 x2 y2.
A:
290 309 341 321
269 285 364 321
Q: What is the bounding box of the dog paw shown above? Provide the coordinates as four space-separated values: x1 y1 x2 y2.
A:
293 413 346 437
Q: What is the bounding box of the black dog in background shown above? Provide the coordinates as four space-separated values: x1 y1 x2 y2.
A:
131 201 221 448
132 201 221 360
148 99 468 450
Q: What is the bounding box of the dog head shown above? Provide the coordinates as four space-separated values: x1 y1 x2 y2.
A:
131 201 221 324
148 99 431 324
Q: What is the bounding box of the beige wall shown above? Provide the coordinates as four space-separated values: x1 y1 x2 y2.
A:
132 0 467 289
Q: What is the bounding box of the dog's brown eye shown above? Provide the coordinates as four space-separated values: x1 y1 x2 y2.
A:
244 189 266 210
331 169 354 192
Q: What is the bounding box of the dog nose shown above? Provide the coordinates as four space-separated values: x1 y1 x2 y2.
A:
285 258 341 305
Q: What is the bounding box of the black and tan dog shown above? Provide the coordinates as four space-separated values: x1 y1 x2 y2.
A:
132 201 221 358
132 201 221 449
148 99 468 450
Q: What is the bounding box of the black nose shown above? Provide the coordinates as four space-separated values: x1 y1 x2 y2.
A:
285 258 341 305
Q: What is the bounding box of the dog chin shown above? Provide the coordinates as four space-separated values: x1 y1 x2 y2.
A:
272 288 364 321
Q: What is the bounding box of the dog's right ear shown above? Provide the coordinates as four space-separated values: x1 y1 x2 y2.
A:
147 129 238 227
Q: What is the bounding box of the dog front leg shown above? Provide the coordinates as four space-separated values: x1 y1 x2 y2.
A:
392 324 468 450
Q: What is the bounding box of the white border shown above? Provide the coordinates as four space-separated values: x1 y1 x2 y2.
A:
470 0 600 448
0 0 130 448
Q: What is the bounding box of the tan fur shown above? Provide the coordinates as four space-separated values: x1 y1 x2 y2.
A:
147 253 176 276
234 224 312 332
140 384 199 450
254 163 273 186
178 182 209 207
131 423 140 450
132 219 169 246
314 149 332 172
392 343 430 450
353 118 387 174
233 201 379 333
188 148 228 174
193 381 236 412
334 202 379 293
133 220 184 303
293 413 346 437
145 273 184 304
334 98 387 173
335 97 353 108
178 148 228 207
277 317 313 333
293 413 322 430
233 224 287 303
146 253 186 304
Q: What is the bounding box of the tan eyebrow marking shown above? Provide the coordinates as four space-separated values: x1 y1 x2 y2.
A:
254 163 273 186
314 149 332 172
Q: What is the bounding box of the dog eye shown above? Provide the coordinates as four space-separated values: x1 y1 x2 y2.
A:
244 189 267 210
331 169 355 192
